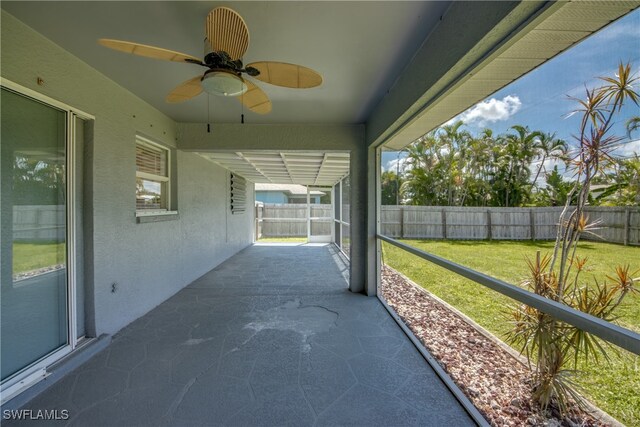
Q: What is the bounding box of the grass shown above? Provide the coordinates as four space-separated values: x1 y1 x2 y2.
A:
382 239 639 426
13 241 65 275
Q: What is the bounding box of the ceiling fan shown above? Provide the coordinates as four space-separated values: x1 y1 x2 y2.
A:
98 6 322 114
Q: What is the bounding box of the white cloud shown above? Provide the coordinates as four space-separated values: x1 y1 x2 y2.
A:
384 157 411 173
613 139 640 157
452 95 522 127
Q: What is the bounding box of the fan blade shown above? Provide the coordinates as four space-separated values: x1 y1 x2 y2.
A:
246 61 322 88
166 76 203 103
206 7 249 60
238 80 272 114
99 39 201 63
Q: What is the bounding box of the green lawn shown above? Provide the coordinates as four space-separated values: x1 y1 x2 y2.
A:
382 239 639 426
13 241 65 275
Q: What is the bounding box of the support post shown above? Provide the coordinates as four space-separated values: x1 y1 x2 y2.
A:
399 206 404 239
255 205 260 241
442 209 447 239
364 145 380 296
487 210 492 240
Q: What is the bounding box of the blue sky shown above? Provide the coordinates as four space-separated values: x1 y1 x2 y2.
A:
383 9 640 171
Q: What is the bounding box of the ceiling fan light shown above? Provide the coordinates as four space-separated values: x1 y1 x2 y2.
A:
201 71 247 97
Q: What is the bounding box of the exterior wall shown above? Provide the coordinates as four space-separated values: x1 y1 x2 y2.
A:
1 11 254 336
255 191 288 204
289 196 321 204
255 191 321 204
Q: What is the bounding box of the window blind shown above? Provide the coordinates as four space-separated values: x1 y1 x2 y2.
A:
136 142 167 177
135 138 169 212
230 173 246 214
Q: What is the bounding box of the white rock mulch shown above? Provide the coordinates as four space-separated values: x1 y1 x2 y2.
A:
13 264 65 282
381 265 608 427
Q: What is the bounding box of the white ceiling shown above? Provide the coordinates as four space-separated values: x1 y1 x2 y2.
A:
199 151 350 186
2 1 450 125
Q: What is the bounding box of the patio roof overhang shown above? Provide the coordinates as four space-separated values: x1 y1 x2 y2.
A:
366 1 640 150
198 151 350 186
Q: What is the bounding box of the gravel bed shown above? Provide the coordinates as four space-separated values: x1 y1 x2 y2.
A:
13 264 64 282
381 265 608 427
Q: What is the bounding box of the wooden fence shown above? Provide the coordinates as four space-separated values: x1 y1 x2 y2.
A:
256 203 332 238
13 205 65 242
381 206 640 245
256 203 639 245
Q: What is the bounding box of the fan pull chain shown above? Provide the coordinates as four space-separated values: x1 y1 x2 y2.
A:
207 93 211 133
241 64 245 124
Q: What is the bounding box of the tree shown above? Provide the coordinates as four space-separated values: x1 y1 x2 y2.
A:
13 155 65 205
534 166 575 206
401 132 445 206
399 122 575 208
492 125 541 207
626 115 640 136
531 132 568 187
381 170 402 205
507 62 639 414
461 129 496 206
437 121 472 206
596 154 640 206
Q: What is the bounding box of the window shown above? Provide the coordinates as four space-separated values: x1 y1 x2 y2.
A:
136 136 170 212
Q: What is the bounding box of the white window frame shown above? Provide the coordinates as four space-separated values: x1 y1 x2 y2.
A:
135 136 175 216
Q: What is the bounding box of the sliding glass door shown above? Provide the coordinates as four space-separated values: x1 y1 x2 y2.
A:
1 87 70 384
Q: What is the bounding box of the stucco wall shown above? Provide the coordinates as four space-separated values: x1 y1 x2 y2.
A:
1 11 254 335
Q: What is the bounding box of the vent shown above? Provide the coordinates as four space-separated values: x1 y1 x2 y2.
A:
230 173 246 214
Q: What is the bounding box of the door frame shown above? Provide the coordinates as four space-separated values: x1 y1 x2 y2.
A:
0 78 94 404
306 186 334 243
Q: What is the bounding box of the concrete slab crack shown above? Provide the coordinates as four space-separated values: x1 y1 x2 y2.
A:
165 377 197 418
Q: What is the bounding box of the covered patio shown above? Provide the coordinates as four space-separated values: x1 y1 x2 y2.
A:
6 244 472 426
2 1 638 424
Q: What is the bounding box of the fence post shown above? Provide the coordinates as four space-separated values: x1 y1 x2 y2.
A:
624 207 630 246
486 210 492 240
441 209 447 239
530 209 536 241
399 206 404 239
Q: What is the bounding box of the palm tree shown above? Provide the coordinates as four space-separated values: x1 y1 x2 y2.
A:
626 115 640 136
531 132 568 187
437 121 472 206
494 125 541 206
380 170 402 205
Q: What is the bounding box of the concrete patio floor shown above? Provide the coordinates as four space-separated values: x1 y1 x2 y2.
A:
8 243 474 426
